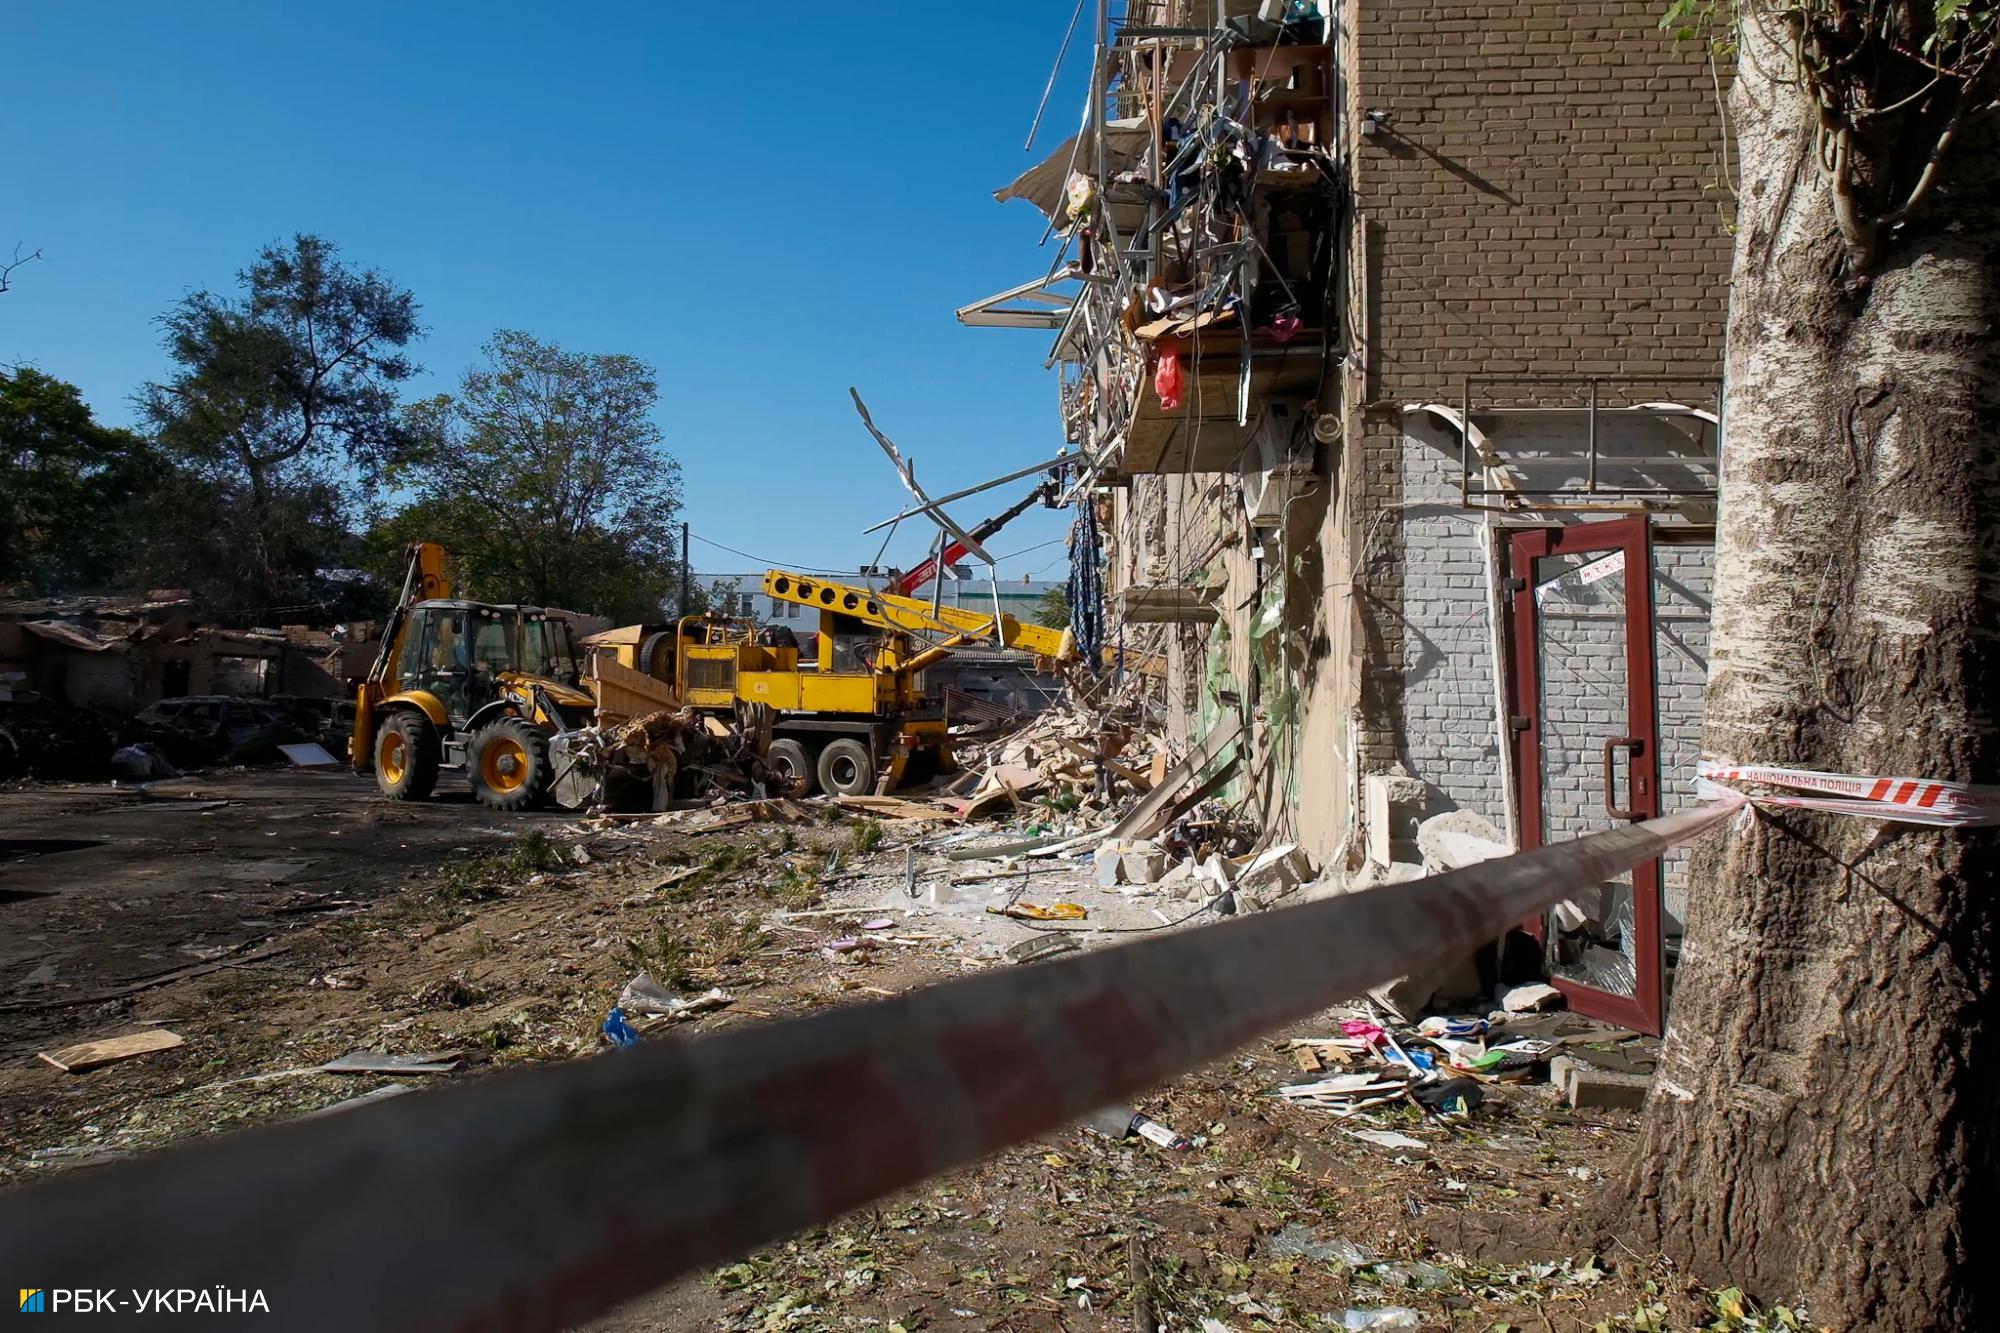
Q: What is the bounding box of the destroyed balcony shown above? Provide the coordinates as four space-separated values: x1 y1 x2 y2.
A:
1119 316 1325 476
1117 582 1220 624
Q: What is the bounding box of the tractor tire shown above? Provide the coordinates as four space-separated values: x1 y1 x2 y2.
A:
767 738 816 796
469 717 553 812
375 712 440 802
816 737 874 798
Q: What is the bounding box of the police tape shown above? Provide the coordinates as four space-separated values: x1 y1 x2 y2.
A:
0 798 1743 1332
1696 760 2000 826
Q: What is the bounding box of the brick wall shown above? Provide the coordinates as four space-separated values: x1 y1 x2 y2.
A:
1652 537 1713 920
1352 0 1732 400
1397 416 1507 825
1327 0 1732 860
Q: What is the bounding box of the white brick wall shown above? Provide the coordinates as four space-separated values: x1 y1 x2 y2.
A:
1652 539 1713 915
1398 419 1509 826
1395 412 1714 896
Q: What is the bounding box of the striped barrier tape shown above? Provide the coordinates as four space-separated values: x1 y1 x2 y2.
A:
1696 760 2000 826
0 798 1743 1332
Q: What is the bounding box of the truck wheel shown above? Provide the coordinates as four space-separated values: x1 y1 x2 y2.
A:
767 738 816 796
376 713 440 802
816 737 874 797
470 718 552 812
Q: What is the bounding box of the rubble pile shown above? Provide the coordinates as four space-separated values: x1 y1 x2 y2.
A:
1273 1006 1664 1118
941 683 1163 818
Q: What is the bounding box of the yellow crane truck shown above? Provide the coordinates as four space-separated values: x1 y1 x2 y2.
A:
354 544 1072 811
585 569 1072 798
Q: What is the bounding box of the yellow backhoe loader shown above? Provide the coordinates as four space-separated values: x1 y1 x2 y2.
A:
350 543 602 811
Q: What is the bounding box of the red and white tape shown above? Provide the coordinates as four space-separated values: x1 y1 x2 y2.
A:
1697 760 2000 827
0 802 1739 1333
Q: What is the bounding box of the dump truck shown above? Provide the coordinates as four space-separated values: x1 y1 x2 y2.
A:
354 544 1072 811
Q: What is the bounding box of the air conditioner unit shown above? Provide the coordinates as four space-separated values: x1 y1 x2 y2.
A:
1240 403 1316 528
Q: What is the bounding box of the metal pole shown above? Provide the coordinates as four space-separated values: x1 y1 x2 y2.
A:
1091 0 1108 188
1026 0 1089 151
681 521 691 616
1587 378 1600 494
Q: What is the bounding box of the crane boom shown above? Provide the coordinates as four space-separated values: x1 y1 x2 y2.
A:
761 570 1072 661
889 485 1047 597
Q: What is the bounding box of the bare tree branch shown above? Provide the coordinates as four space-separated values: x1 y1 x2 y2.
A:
0 244 44 295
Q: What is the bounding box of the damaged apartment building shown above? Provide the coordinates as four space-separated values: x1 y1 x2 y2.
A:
962 0 1730 1033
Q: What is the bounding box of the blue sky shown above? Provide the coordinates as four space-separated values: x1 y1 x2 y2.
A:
1 2 1091 584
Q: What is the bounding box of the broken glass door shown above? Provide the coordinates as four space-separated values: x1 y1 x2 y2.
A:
1505 518 1665 1034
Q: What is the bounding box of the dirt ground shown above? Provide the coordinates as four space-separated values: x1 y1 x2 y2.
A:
0 771 1799 1332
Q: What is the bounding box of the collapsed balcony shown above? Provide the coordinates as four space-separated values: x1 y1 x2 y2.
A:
970 6 1348 485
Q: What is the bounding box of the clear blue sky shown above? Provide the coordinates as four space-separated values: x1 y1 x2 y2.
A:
1 2 1092 585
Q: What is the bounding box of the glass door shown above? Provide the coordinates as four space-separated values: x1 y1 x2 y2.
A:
1505 518 1665 1034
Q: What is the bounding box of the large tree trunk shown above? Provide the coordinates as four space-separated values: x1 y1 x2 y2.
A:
243 457 282 609
1614 17 2000 1331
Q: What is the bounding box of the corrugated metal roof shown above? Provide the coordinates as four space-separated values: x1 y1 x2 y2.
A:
20 621 128 653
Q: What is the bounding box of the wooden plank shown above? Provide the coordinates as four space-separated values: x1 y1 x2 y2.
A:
1104 714 1244 843
590 657 680 720
1105 758 1153 792
39 1028 183 1073
833 795 959 822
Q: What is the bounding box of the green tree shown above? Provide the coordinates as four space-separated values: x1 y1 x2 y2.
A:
1620 6 2000 1330
140 234 420 607
1033 586 1071 629
388 330 684 624
0 367 163 592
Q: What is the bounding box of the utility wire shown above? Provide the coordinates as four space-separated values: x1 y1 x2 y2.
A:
1025 0 1091 152
688 533 852 575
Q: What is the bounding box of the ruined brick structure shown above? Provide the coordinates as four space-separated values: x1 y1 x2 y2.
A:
973 0 1732 1027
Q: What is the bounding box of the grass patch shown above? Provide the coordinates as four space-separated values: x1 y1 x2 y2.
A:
621 924 694 990
621 915 768 989
389 831 574 925
770 864 821 910
850 819 885 854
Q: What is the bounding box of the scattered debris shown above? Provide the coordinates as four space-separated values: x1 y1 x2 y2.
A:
1258 1224 1373 1267
319 1050 463 1076
109 742 180 781
618 974 734 1022
1006 934 1081 964
38 1028 184 1073
277 742 339 766
1500 982 1565 1013
603 1007 640 1048
1083 1104 1193 1151
1551 1053 1651 1109
988 900 1087 921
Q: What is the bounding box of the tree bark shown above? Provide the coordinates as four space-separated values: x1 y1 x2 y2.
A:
244 457 281 608
1615 18 2000 1331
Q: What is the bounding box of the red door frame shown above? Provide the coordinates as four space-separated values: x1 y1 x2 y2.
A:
1505 518 1666 1034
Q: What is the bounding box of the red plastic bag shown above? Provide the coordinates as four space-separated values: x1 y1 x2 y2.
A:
1154 341 1184 410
